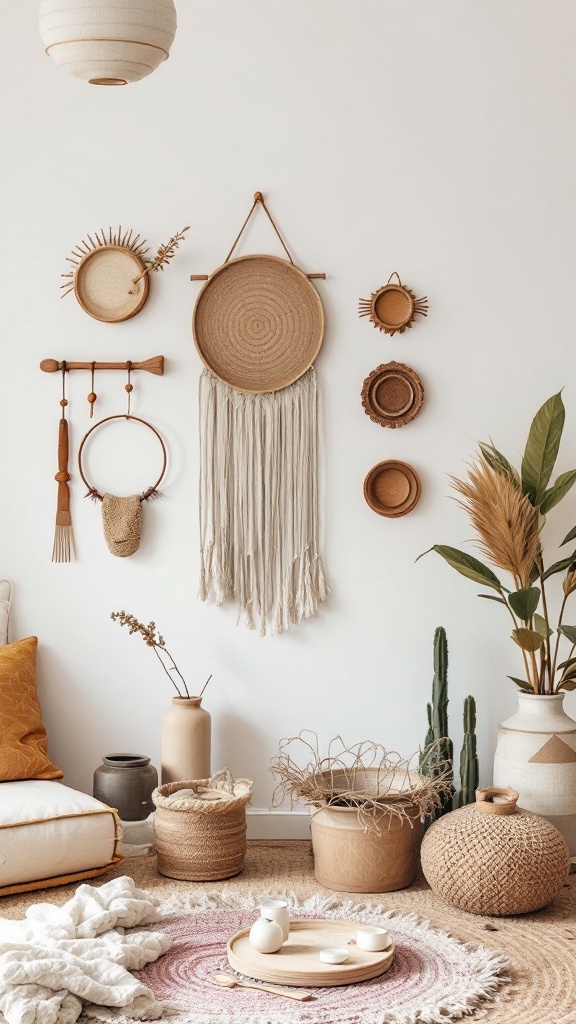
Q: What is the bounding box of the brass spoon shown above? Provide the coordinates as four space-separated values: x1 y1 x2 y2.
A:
210 972 313 1001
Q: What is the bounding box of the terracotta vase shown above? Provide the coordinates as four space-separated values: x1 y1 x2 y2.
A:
310 804 421 893
493 692 576 855
160 697 211 784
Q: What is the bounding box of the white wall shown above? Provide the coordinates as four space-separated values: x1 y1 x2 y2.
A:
2 1 576 834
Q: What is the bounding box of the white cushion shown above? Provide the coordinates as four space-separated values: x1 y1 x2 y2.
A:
0 580 12 646
0 779 121 889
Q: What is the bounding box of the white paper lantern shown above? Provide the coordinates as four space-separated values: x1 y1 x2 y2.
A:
38 0 177 86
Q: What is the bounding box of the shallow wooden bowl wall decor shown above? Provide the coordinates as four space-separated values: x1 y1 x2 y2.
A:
358 273 428 337
61 228 151 323
61 225 188 323
361 361 424 428
364 460 421 518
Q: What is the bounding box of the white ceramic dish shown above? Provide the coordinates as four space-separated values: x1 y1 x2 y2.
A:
319 948 349 964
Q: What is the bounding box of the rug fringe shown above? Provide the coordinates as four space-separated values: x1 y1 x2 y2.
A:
155 889 510 1024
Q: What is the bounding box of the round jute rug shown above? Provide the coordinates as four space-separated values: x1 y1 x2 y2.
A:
134 892 509 1024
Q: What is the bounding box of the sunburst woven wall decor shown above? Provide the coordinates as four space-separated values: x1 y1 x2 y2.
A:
358 273 428 336
61 226 188 323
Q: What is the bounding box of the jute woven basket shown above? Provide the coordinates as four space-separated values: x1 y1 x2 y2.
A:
152 770 252 881
421 787 570 916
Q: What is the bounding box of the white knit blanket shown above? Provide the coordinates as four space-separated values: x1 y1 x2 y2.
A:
0 876 171 1024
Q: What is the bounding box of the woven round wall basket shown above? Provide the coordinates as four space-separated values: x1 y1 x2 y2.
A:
421 788 570 916
152 771 252 881
192 254 325 393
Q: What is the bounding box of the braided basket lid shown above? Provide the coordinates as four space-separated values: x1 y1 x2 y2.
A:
421 788 570 916
192 254 325 394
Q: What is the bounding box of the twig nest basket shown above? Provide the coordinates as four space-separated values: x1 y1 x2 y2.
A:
152 770 252 881
421 788 570 916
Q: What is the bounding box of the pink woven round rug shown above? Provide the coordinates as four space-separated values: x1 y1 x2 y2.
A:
135 894 509 1024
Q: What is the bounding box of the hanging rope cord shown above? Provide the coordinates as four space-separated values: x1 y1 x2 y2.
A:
223 192 295 265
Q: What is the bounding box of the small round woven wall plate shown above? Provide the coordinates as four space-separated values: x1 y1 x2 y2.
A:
74 246 149 323
361 361 424 428
364 460 421 518
358 275 428 337
192 255 325 393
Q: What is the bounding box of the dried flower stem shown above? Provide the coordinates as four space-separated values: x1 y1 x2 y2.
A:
110 610 193 698
132 226 190 285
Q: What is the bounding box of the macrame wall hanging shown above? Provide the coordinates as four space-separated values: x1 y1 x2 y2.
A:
191 192 328 636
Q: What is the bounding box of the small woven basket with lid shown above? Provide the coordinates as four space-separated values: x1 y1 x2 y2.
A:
421 787 569 916
152 769 252 881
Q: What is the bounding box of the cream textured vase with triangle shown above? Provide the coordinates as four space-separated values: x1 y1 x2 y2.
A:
493 693 576 855
161 698 211 785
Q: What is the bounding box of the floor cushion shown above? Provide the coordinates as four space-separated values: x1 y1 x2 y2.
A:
0 779 123 896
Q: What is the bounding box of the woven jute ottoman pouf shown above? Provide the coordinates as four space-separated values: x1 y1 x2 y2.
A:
152 770 252 881
421 787 569 916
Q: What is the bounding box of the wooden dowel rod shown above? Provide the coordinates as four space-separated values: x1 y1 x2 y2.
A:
40 356 165 376
190 272 326 281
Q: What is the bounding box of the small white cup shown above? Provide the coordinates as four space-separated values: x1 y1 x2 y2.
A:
260 899 290 941
356 926 391 952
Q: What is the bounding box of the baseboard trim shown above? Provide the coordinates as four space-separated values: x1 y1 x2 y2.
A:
246 809 311 841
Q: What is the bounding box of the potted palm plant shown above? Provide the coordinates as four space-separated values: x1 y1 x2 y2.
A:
419 392 576 854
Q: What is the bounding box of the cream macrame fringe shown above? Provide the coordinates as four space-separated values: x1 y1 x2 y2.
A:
199 367 328 635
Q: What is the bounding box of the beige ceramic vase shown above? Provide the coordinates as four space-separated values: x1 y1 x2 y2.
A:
160 697 211 784
493 693 576 855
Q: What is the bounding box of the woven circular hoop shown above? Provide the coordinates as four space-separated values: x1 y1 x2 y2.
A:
153 774 252 881
192 255 325 393
421 788 570 916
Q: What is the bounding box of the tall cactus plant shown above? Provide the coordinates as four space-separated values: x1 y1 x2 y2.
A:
421 627 454 816
458 695 479 807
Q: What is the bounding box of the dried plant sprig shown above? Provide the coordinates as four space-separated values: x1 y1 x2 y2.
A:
110 610 211 700
419 392 576 696
132 226 190 285
269 731 453 834
450 459 541 591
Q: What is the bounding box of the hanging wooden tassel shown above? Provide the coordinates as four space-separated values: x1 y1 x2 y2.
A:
52 366 75 562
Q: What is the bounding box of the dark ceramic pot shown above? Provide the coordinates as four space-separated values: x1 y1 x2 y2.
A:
93 753 158 821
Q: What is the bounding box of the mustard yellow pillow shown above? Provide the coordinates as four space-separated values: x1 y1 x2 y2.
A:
0 637 63 781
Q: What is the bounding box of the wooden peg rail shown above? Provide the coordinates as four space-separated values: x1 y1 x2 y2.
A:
40 356 165 376
190 273 326 281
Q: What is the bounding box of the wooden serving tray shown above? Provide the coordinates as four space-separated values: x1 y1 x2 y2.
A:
227 919 395 987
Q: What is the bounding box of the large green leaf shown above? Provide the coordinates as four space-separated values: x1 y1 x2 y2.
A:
511 628 544 652
533 613 553 639
508 587 540 621
478 442 519 482
559 678 576 691
418 545 502 591
561 525 576 547
559 625 576 644
558 656 576 670
520 392 565 505
542 549 576 581
507 675 534 692
540 470 576 515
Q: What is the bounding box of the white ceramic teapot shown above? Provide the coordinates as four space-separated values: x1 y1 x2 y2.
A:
248 916 284 954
